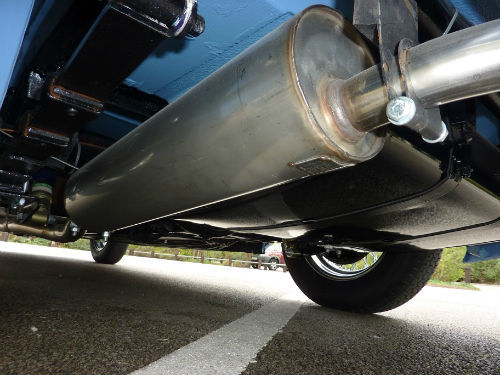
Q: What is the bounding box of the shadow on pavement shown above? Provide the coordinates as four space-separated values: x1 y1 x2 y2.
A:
243 304 500 375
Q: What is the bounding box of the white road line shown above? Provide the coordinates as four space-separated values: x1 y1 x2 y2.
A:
129 291 306 375
0 242 91 260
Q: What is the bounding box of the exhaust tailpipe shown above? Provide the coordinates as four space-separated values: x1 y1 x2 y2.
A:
331 18 500 140
64 6 500 232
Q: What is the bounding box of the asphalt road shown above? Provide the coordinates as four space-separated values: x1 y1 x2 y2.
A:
1 242 499 375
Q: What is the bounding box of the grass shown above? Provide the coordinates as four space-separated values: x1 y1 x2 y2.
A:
427 279 480 291
3 234 253 267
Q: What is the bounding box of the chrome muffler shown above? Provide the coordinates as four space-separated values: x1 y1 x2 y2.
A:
65 6 382 232
65 6 500 232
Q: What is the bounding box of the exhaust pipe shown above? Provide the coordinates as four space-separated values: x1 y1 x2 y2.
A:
331 19 500 140
0 209 83 242
65 6 500 233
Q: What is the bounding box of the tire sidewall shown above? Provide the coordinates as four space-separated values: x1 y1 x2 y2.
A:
284 248 441 313
90 239 128 264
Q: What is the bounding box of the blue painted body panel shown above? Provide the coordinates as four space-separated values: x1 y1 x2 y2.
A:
449 0 500 24
477 102 500 146
88 0 348 137
464 242 500 263
0 0 34 107
2 0 500 143
127 0 344 102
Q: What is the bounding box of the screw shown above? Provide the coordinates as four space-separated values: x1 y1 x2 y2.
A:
386 96 417 126
103 231 110 242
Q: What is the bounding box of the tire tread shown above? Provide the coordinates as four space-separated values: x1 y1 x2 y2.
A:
90 240 128 265
285 247 442 313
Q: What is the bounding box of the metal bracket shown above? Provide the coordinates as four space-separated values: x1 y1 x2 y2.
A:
354 0 447 143
0 170 31 194
445 102 476 181
25 1 203 133
0 0 204 181
49 83 104 114
354 0 418 100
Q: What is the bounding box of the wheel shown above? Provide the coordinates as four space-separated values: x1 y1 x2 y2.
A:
284 245 442 313
90 238 128 265
268 257 278 271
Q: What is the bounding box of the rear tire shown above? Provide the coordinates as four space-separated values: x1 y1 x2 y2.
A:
90 238 128 265
284 245 441 313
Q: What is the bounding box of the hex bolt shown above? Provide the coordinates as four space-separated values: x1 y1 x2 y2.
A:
70 222 79 236
103 231 110 242
386 96 417 126
18 197 26 206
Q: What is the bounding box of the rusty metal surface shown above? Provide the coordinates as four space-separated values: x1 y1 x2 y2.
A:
290 8 383 162
329 66 390 134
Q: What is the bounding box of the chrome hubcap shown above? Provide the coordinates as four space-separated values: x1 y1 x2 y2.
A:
307 249 383 281
93 231 110 252
93 239 108 252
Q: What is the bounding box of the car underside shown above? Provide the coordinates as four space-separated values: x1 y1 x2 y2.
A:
1 0 499 312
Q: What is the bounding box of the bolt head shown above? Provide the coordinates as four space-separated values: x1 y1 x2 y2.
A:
69 221 79 236
386 96 417 126
67 107 78 117
18 198 26 206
